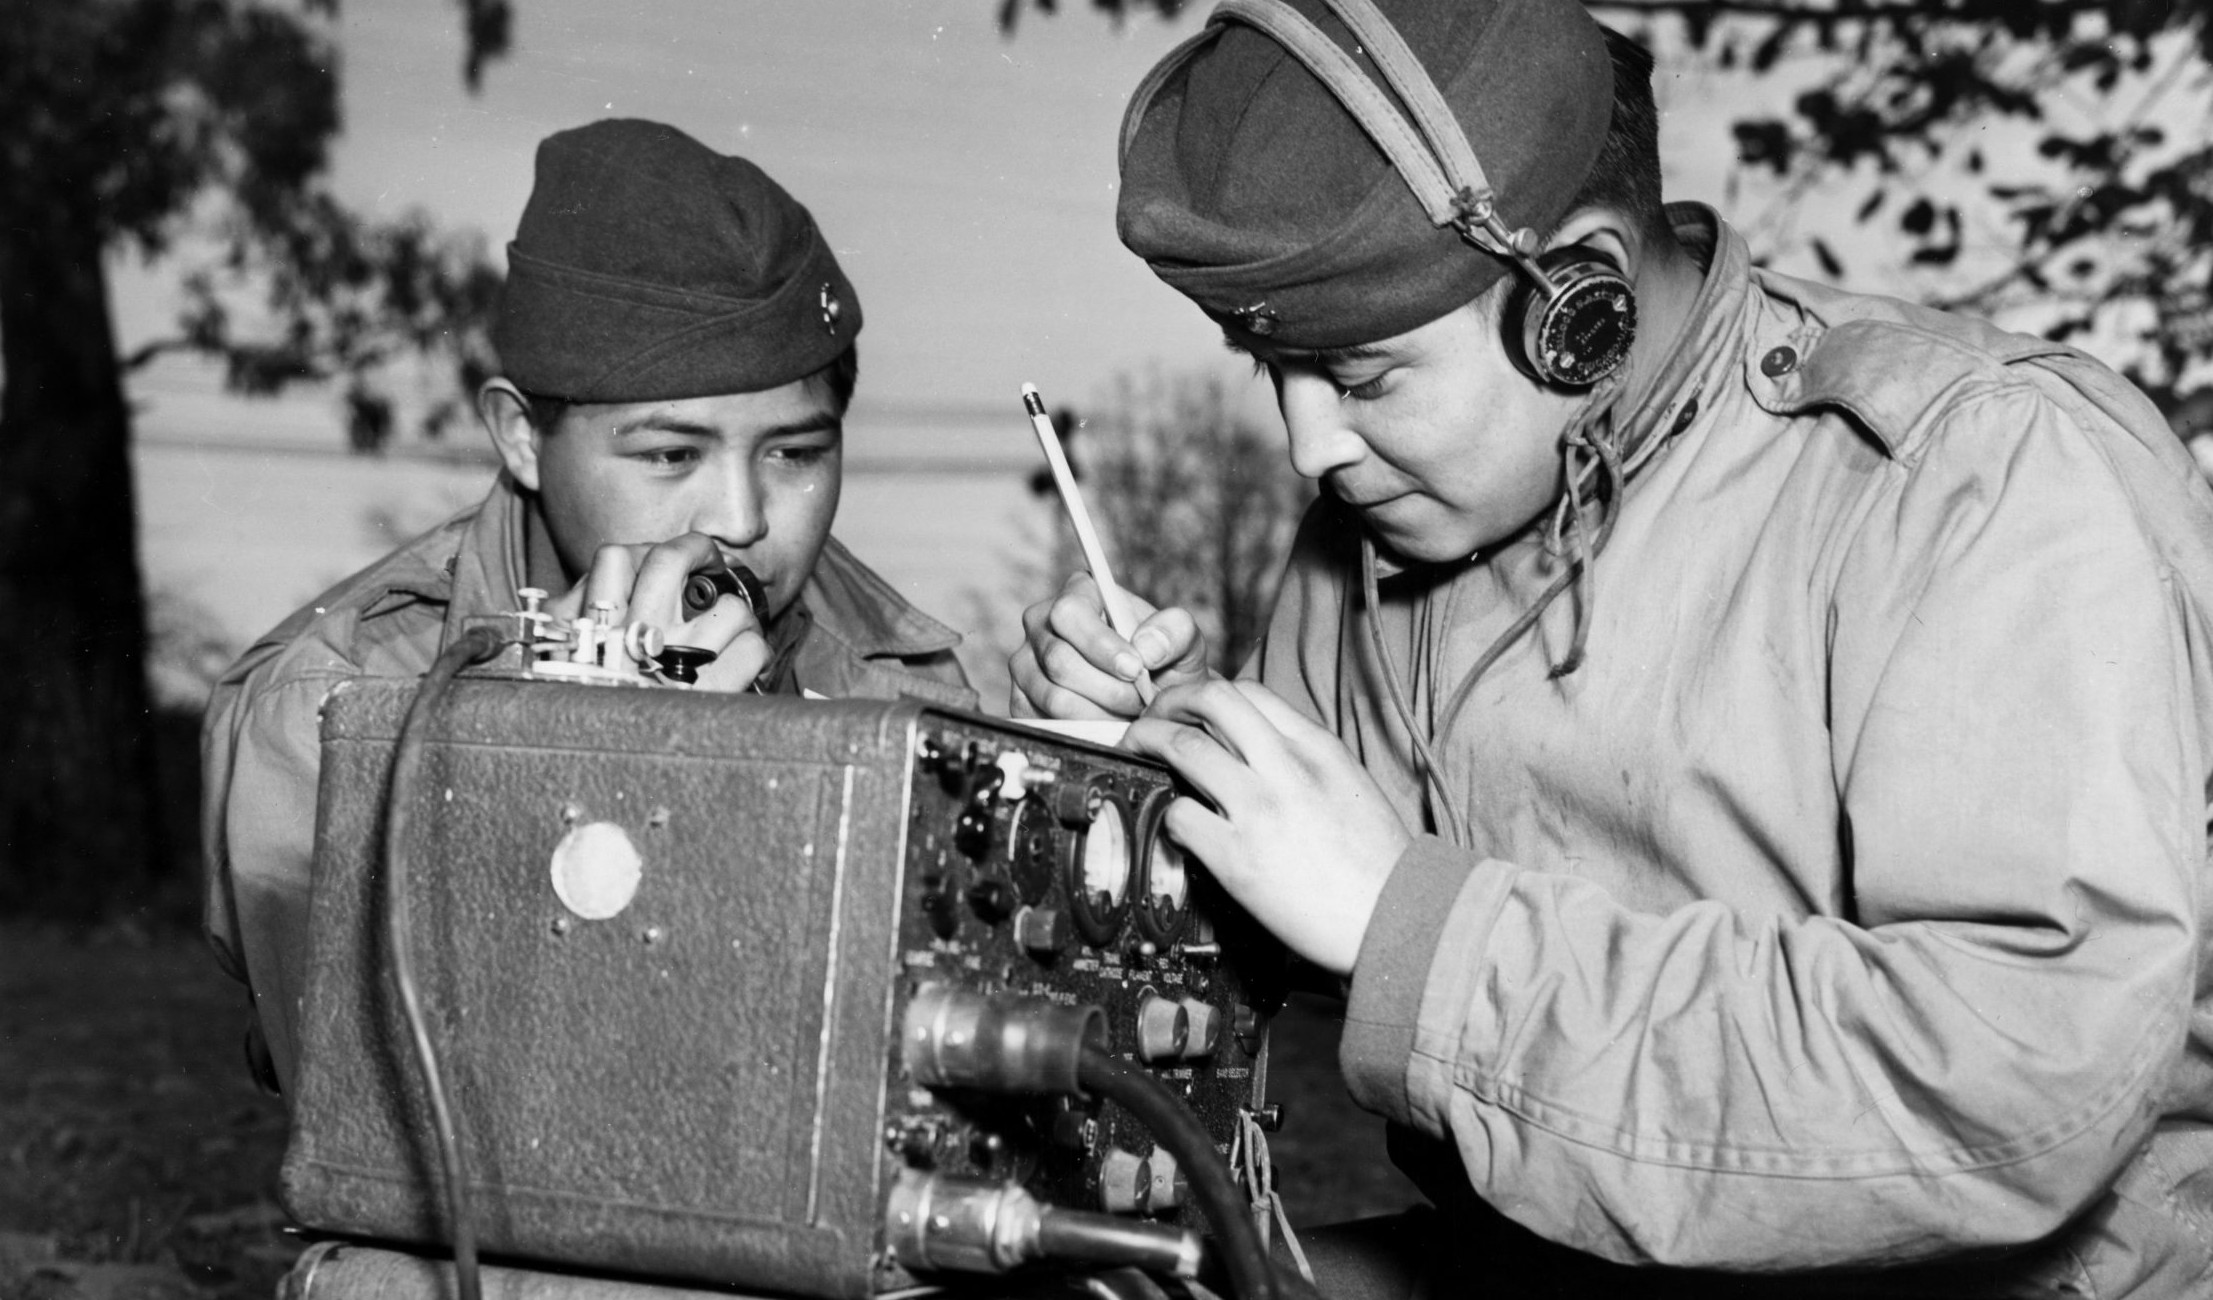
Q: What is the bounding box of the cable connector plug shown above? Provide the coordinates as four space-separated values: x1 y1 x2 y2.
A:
902 986 1105 1096
886 1170 1201 1279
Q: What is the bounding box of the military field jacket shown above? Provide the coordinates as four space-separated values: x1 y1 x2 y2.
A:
1256 210 2213 1296
200 474 975 1096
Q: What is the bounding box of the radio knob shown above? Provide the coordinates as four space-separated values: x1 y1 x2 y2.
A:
1231 1003 1265 1055
1051 782 1101 827
953 805 993 858
1014 905 1069 957
966 878 1017 923
1135 992 1189 1064
1176 999 1220 1060
1147 1148 1186 1213
1097 1147 1149 1214
920 880 959 939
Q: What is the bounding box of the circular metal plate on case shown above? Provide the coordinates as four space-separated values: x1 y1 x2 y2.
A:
550 821 643 920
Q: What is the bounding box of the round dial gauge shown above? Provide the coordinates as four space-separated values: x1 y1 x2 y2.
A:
1079 798 1131 909
1148 832 1189 913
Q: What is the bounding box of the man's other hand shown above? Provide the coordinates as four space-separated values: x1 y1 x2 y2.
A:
544 532 770 692
1009 571 1212 718
1125 680 1410 975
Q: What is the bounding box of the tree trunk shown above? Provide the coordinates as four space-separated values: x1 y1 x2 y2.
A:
0 171 163 920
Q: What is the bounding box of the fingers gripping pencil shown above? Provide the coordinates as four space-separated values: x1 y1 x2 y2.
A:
1022 383 1159 707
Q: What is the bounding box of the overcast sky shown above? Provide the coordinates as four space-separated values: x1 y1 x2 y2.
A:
115 0 1250 425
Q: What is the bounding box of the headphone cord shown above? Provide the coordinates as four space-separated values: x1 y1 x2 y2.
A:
1358 378 1629 844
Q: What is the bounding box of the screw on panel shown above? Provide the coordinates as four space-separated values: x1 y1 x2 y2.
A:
560 802 585 825
550 917 571 937
648 806 671 830
641 925 665 945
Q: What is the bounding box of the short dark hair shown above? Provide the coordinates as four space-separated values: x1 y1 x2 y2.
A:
519 343 860 434
1555 28 1669 246
809 342 860 414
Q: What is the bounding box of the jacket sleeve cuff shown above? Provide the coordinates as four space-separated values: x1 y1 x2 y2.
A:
1340 835 1481 1127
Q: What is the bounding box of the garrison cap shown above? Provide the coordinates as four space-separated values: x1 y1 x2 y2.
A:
492 118 859 402
1117 0 1612 349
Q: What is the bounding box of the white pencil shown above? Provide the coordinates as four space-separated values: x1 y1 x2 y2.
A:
1022 383 1158 705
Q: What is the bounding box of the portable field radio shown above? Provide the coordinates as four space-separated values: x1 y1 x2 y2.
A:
278 629 1286 1299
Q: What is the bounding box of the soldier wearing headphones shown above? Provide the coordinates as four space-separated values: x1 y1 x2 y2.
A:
1012 0 2213 1294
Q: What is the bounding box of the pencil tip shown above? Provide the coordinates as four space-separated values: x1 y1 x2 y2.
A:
1020 381 1040 397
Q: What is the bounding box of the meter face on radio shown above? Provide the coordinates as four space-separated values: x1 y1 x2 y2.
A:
1147 833 1189 912
1079 799 1131 909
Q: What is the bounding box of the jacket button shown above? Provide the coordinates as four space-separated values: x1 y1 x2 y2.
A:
1760 345 1799 377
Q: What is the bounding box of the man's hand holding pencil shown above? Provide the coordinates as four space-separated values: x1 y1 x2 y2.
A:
1010 383 1217 720
1010 570 1214 720
1012 384 1405 974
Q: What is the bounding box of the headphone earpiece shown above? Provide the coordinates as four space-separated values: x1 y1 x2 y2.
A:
1505 246 1637 388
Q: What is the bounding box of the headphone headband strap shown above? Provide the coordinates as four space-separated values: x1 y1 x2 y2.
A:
1206 0 1553 281
1208 0 1462 226
1310 0 1485 212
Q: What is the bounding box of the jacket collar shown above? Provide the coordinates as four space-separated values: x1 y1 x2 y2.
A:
801 535 964 661
1608 202 1754 463
425 472 535 648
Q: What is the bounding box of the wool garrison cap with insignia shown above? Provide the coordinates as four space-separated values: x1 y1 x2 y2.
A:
1118 0 1612 349
492 118 860 402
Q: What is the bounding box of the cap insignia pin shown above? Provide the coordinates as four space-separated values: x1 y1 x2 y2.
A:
819 283 842 334
1231 301 1278 337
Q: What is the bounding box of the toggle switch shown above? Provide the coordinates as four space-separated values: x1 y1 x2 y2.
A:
994 749 1053 802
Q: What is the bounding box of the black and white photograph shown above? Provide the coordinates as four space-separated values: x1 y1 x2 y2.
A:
4 2 2212 1298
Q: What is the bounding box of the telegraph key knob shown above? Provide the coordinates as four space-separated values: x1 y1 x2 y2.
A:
655 645 717 685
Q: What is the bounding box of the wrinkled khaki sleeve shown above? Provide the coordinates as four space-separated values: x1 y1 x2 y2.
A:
201 647 358 1099
1335 389 2206 1269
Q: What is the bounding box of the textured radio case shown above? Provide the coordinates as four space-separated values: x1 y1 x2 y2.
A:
281 677 1281 1298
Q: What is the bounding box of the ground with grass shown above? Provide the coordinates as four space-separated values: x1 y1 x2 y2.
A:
0 921 1415 1300
0 924 298 1300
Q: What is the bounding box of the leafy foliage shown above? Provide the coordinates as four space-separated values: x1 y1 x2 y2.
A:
1638 0 2213 406
0 0 511 452
996 0 1191 31
1001 0 2213 409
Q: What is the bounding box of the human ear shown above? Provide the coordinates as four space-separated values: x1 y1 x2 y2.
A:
1544 209 1637 282
478 379 543 492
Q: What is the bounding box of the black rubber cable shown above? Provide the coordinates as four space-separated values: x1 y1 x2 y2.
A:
1077 1045 1276 1300
385 625 506 1300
